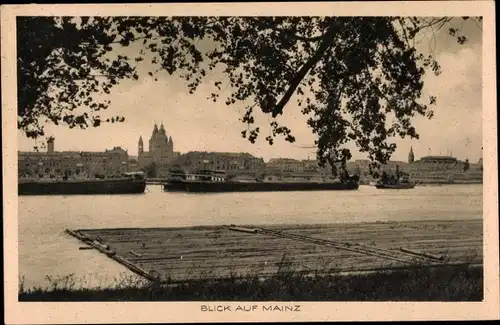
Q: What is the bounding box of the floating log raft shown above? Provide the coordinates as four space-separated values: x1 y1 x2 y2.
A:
66 219 483 284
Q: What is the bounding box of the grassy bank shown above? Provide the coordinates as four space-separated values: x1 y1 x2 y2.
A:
19 264 483 302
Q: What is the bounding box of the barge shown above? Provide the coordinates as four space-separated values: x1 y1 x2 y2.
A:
18 172 146 195
163 170 359 193
375 183 416 189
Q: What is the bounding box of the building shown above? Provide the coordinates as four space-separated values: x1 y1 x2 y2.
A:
266 158 305 173
302 159 322 173
79 147 129 176
137 123 179 170
266 158 326 174
172 151 265 174
18 151 64 178
351 159 409 178
416 155 458 165
18 138 129 179
128 156 139 172
265 158 330 176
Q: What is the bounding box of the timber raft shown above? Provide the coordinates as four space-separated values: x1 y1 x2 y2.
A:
66 219 482 284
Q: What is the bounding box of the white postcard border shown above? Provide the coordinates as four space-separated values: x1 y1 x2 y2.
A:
2 1 499 323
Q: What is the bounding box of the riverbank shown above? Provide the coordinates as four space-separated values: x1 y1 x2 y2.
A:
19 263 483 301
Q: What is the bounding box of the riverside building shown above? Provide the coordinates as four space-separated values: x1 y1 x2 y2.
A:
18 138 129 179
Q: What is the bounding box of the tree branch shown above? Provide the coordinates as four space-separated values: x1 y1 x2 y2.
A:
38 73 114 81
273 27 325 42
397 18 412 48
271 23 340 118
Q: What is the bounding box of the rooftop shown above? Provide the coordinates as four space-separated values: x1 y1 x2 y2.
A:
185 151 255 158
419 156 458 161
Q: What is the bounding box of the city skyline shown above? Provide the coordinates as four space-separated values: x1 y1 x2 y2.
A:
18 127 481 165
17 18 483 163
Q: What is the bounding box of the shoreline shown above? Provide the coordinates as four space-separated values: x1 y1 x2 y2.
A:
73 217 482 232
19 263 483 302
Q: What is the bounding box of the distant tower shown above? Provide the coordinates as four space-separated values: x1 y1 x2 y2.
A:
168 136 173 154
47 137 54 154
138 136 144 156
149 123 159 152
408 146 415 164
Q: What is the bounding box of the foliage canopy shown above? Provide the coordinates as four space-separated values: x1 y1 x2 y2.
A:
17 16 479 175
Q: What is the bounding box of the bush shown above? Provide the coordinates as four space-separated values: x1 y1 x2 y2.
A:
19 264 483 302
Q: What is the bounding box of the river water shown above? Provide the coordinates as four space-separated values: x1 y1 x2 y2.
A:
18 184 483 290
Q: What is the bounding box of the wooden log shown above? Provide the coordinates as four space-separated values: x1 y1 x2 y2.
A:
400 247 444 261
66 229 93 245
68 228 159 281
227 226 258 234
92 240 109 250
113 255 158 282
129 250 142 258
78 246 94 250
66 229 82 239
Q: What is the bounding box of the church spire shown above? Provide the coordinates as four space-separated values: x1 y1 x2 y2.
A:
408 146 415 164
138 135 144 155
159 122 166 135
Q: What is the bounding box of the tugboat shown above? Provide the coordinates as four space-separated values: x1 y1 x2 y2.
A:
18 171 147 195
375 167 415 189
163 168 360 193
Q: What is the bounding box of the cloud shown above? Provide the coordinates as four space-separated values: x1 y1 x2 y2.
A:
406 42 482 161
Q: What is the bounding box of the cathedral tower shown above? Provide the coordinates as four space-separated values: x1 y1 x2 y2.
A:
168 136 173 154
138 136 143 156
138 123 175 170
149 123 158 152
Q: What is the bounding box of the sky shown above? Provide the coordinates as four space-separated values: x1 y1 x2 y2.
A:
17 17 483 163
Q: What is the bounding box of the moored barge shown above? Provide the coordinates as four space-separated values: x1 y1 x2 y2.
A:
163 170 359 193
18 172 146 195
375 183 416 189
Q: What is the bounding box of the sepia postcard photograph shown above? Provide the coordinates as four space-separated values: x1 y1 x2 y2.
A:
2 1 499 324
